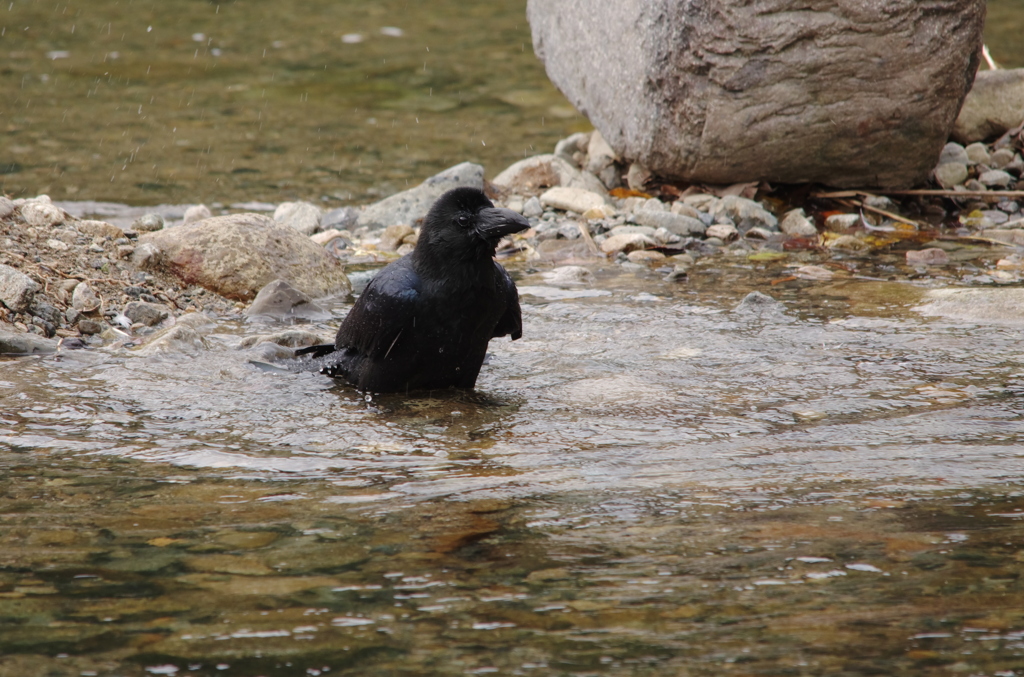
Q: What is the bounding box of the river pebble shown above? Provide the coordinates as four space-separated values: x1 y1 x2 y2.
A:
939 142 969 165
123 300 171 326
712 195 778 231
274 201 323 236
779 208 818 237
633 210 706 236
0 196 14 219
132 213 165 232
934 162 969 189
21 200 66 228
0 264 40 313
182 204 213 225
906 248 950 266
978 169 1013 188
600 232 655 255
540 187 606 214
965 142 991 165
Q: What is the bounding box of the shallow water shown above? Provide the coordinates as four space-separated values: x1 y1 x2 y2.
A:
3 259 1024 676
0 0 578 206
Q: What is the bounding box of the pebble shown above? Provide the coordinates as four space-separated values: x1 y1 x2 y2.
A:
990 148 1016 169
978 169 1013 188
46 238 70 252
626 250 665 263
906 248 950 266
828 234 870 251
522 196 543 218
76 219 124 239
600 232 656 255
542 265 592 286
182 204 213 225
77 318 105 335
965 142 991 165
825 213 860 230
378 224 415 251
20 200 65 228
245 279 329 321
633 210 706 236
322 206 359 230
134 324 208 356
557 222 582 239
0 196 16 219
0 329 57 355
554 131 590 165
705 223 738 241
71 282 101 312
934 162 968 189
132 213 165 232
123 300 170 326
626 162 651 190
0 264 40 312
779 208 818 237
682 194 719 212
582 204 616 220
540 186 607 214
938 142 969 165
610 224 657 238
712 195 778 231
980 209 1009 225
274 201 323 236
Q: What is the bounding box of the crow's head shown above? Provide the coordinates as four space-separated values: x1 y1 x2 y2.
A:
415 187 529 261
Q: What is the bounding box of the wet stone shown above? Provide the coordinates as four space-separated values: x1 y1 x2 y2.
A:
906 248 950 266
245 279 330 321
0 329 58 354
123 301 170 327
132 213 165 232
934 162 969 189
779 208 818 237
77 318 105 335
979 170 1013 188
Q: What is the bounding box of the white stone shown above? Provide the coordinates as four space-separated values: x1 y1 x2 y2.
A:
20 200 65 228
779 208 818 237
540 186 607 214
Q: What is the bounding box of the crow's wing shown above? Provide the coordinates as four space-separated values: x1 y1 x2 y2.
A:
491 261 522 340
334 257 422 360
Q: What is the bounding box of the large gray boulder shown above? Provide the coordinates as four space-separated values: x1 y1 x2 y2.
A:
137 214 351 301
527 0 985 189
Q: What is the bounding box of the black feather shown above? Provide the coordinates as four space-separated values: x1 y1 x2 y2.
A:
315 187 528 393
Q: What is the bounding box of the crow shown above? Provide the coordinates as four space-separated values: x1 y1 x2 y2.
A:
296 187 529 393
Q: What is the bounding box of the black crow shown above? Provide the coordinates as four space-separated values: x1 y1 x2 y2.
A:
297 187 529 393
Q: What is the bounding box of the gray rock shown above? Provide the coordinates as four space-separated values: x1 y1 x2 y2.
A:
77 318 105 335
123 301 170 326
358 162 484 229
554 132 591 166
182 204 213 225
244 279 331 321
237 329 326 349
557 222 582 239
132 213 165 232
990 148 1016 169
138 213 352 302
918 288 1024 324
0 264 39 312
938 142 969 166
586 129 617 174
633 210 706 236
274 201 323 236
953 68 1024 144
28 299 63 327
626 162 651 191
600 232 656 255
0 196 14 219
712 196 778 231
733 291 784 315
71 283 101 313
522 196 543 218
934 162 969 188
134 324 208 356
965 142 991 165
542 265 594 286
610 224 657 238
979 169 1013 188
378 224 415 251
705 223 738 241
492 155 606 196
779 208 818 237
980 209 1009 225
0 329 58 355
131 242 161 269
528 0 985 189
20 200 65 228
322 206 359 230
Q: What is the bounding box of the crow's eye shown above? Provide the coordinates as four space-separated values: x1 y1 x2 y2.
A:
456 214 471 228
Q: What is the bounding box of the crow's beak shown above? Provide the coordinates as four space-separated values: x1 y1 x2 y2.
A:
476 207 530 242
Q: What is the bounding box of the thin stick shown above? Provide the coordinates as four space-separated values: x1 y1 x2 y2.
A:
859 203 926 228
816 189 1024 199
576 220 601 256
